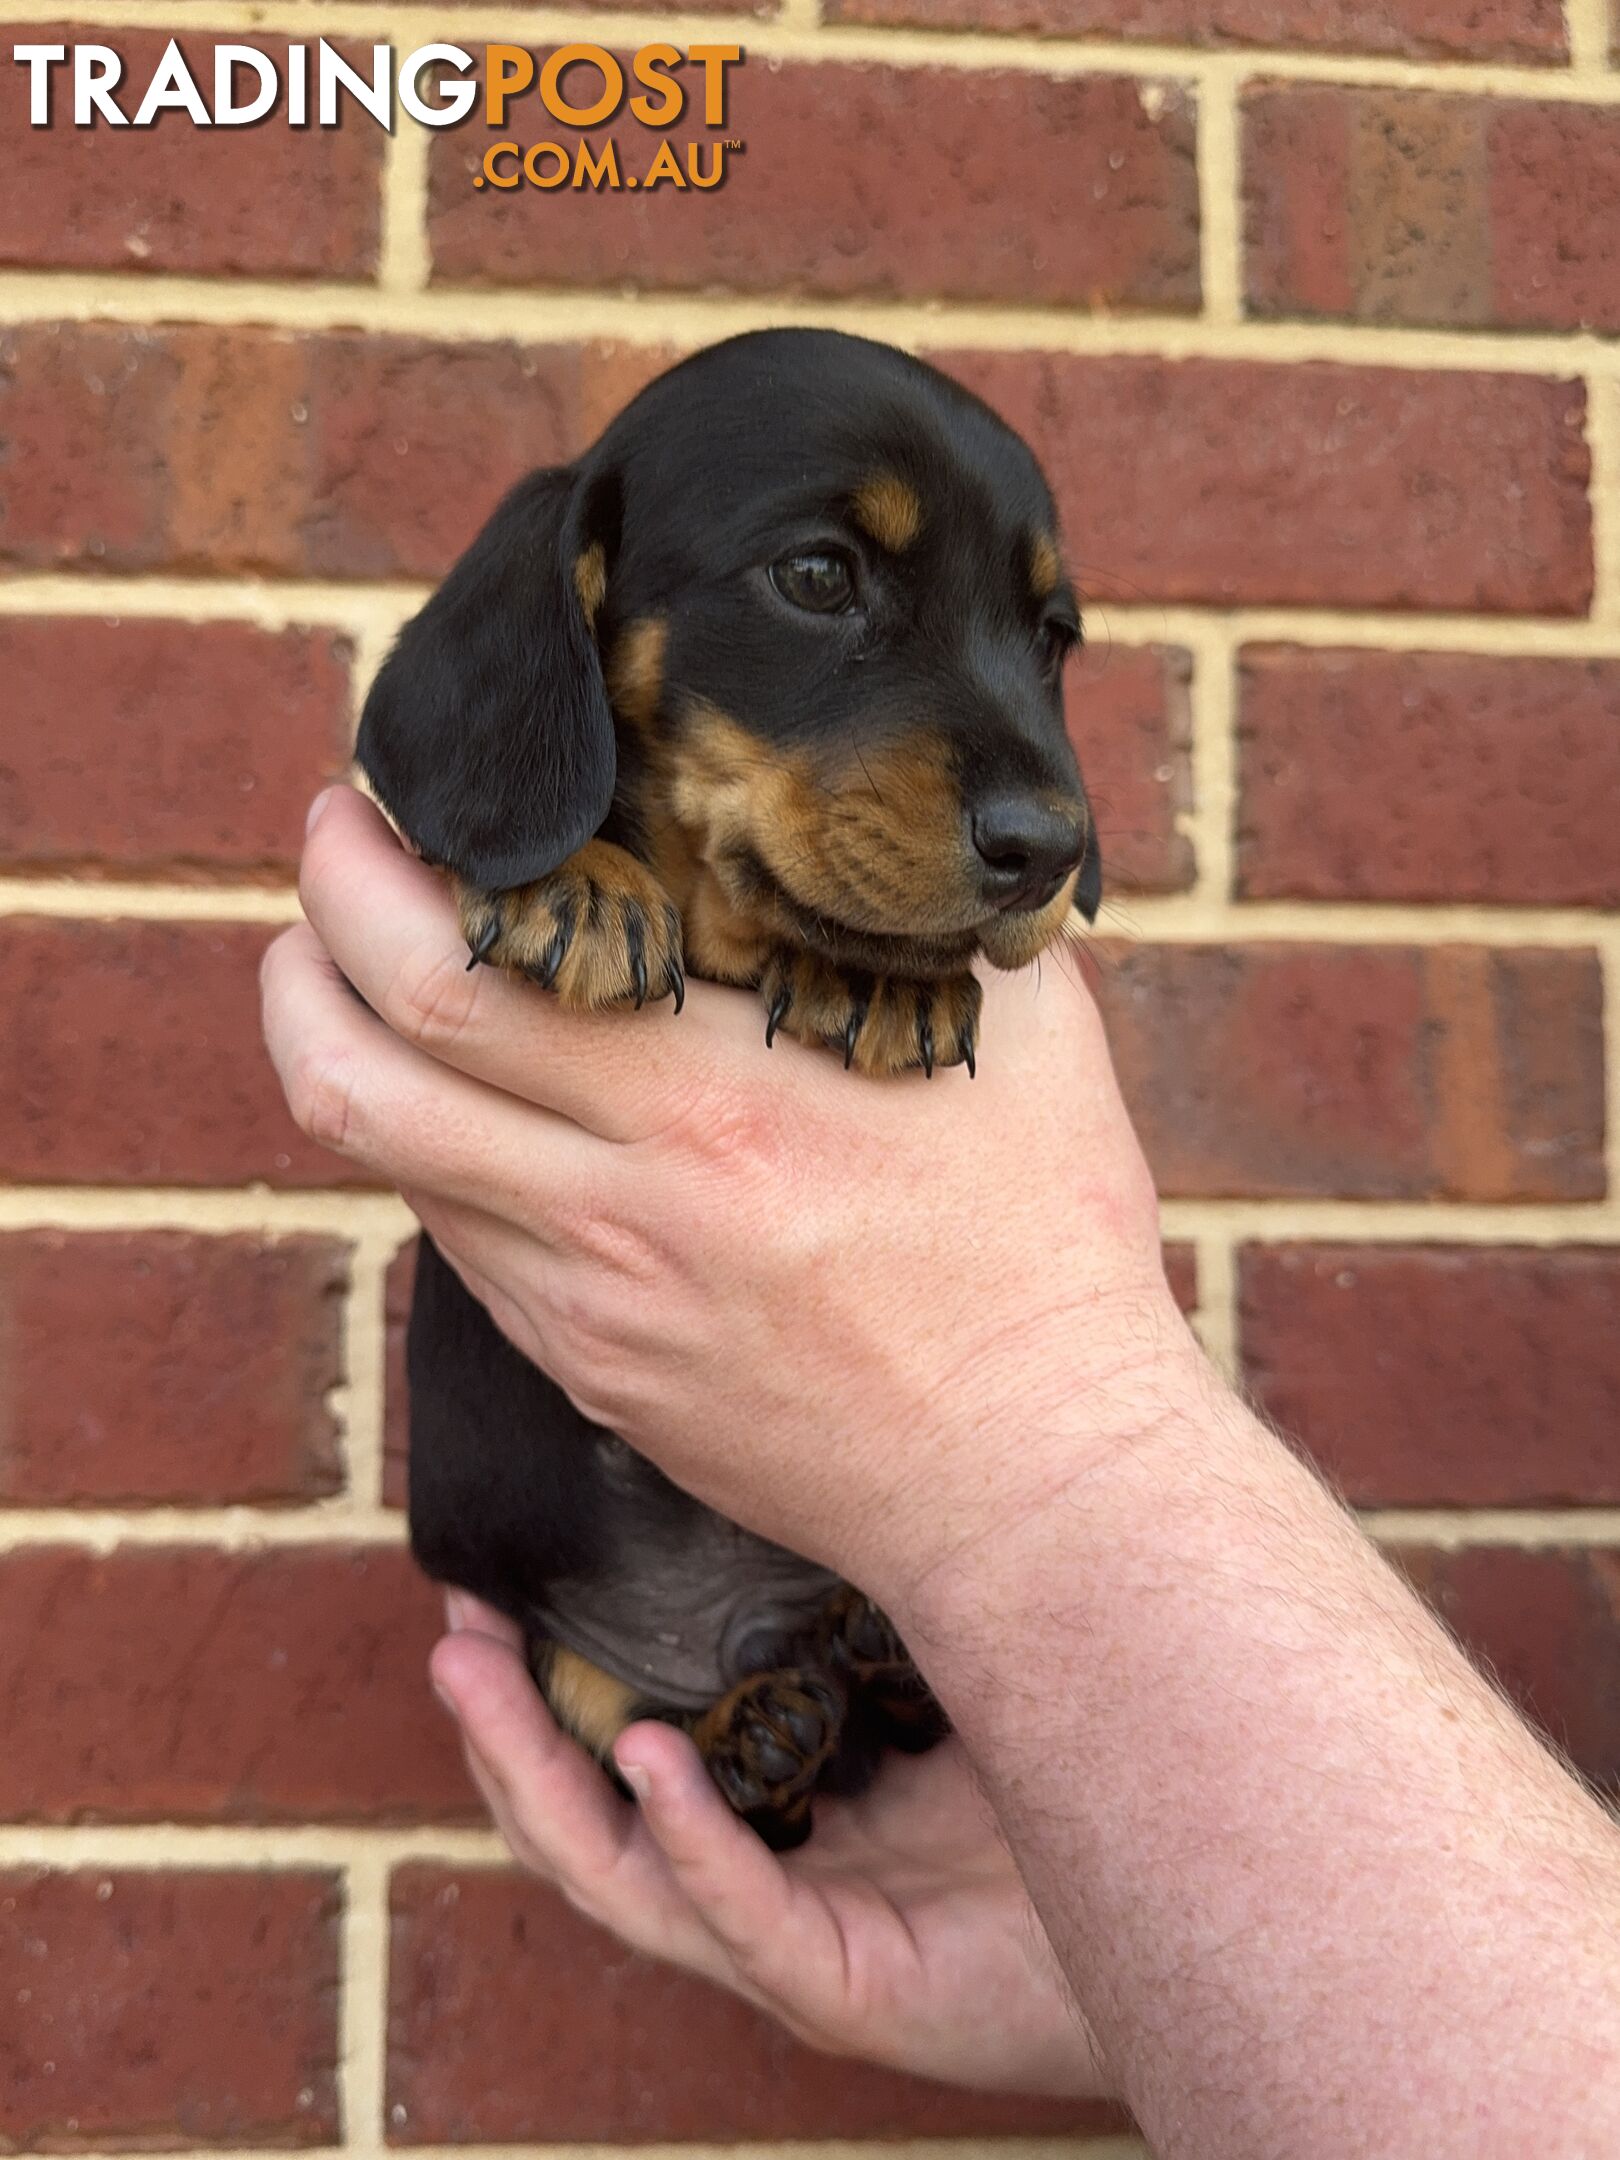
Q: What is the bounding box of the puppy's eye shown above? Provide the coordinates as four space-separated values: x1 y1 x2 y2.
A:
770 550 857 615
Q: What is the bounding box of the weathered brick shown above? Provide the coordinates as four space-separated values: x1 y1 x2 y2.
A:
0 1233 347 1507
1095 943 1605 1201
386 1865 1121 2142
0 1546 471 1823
0 920 365 1188
1070 644 1194 895
429 65 1200 310
1245 84 1620 334
825 0 1565 63
0 325 665 582
0 1868 339 2150
1236 647 1620 906
8 329 1591 614
382 1238 417 1510
0 32 380 279
944 353 1592 615
0 618 351 878
1243 1246 1620 1506
1392 1546 1620 1794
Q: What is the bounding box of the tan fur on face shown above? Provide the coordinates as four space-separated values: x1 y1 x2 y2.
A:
573 543 607 626
1029 531 1061 601
978 866 1080 970
851 473 923 554
666 707 985 942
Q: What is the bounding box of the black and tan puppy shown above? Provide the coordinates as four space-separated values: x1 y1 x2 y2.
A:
358 328 1100 1847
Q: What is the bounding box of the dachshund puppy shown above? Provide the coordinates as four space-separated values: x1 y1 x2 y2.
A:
358 328 1100 1847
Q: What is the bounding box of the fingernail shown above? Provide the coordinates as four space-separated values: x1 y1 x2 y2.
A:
618 1761 651 1803
305 787 335 837
444 1591 473 1632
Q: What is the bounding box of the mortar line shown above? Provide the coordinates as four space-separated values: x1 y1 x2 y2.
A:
1360 1507 1620 1546
1191 1227 1238 1381
1195 62 1243 327
0 1507 409 1550
1587 370 1620 627
342 1224 400 1510
0 881 302 920
2 271 1619 374
9 576 1620 658
340 1848 391 2151
3 0 1617 96
1177 622 1236 906
0 1189 417 1234
1158 1198 1620 1241
1565 0 1616 73
377 99 431 295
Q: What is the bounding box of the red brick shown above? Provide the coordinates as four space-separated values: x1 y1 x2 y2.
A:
1242 1246 1620 1506
1392 1546 1620 1794
0 920 366 1188
1245 85 1620 334
1236 647 1620 906
1164 1241 1198 1316
825 0 1565 63
0 619 351 879
382 1238 416 1510
429 65 1200 310
1094 943 1605 1201
7 330 1592 612
0 1546 471 1823
1070 644 1194 895
0 325 666 583
0 1233 347 1507
943 353 1592 615
0 1868 339 2150
0 32 380 279
386 1865 1121 2142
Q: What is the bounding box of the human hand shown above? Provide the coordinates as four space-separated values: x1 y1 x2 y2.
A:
262 787 1197 1608
432 1592 1106 2098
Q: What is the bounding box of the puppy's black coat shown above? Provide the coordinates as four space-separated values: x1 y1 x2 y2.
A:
360 329 1100 1846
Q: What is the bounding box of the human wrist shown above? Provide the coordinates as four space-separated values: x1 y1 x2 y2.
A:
872 1287 1216 1643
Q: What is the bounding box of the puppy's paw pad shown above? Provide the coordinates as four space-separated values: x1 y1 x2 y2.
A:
761 952 980 1078
460 844 684 1013
693 1669 845 1847
821 1590 950 1753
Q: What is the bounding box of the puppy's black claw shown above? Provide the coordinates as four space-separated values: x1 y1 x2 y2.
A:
842 1003 867 1071
465 918 501 971
532 926 570 990
669 961 686 1015
626 915 649 1009
918 1010 935 1080
963 1034 977 1080
630 952 648 1010
765 985 792 1048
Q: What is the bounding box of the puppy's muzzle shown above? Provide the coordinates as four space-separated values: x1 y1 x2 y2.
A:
970 790 1087 913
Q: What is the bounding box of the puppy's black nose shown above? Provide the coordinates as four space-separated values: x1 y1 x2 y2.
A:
971 794 1086 911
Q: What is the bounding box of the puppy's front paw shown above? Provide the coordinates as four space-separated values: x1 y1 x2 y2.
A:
459 841 684 1012
759 949 981 1077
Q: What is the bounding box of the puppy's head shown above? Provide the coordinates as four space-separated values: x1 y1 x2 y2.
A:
359 330 1099 975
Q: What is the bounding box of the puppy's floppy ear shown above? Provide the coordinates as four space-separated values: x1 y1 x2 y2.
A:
357 465 617 892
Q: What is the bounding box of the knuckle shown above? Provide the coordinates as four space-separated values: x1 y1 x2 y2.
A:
286 1042 364 1156
387 936 480 1054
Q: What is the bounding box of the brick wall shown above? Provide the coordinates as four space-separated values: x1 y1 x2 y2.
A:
1 6 1616 2160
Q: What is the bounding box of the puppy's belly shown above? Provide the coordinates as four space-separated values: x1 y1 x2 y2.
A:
533 1446 841 1710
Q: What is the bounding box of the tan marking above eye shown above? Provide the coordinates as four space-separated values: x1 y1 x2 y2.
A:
573 542 607 625
851 473 923 554
1029 531 1062 601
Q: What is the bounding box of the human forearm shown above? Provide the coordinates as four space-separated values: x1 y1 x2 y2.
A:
897 1351 1620 2160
